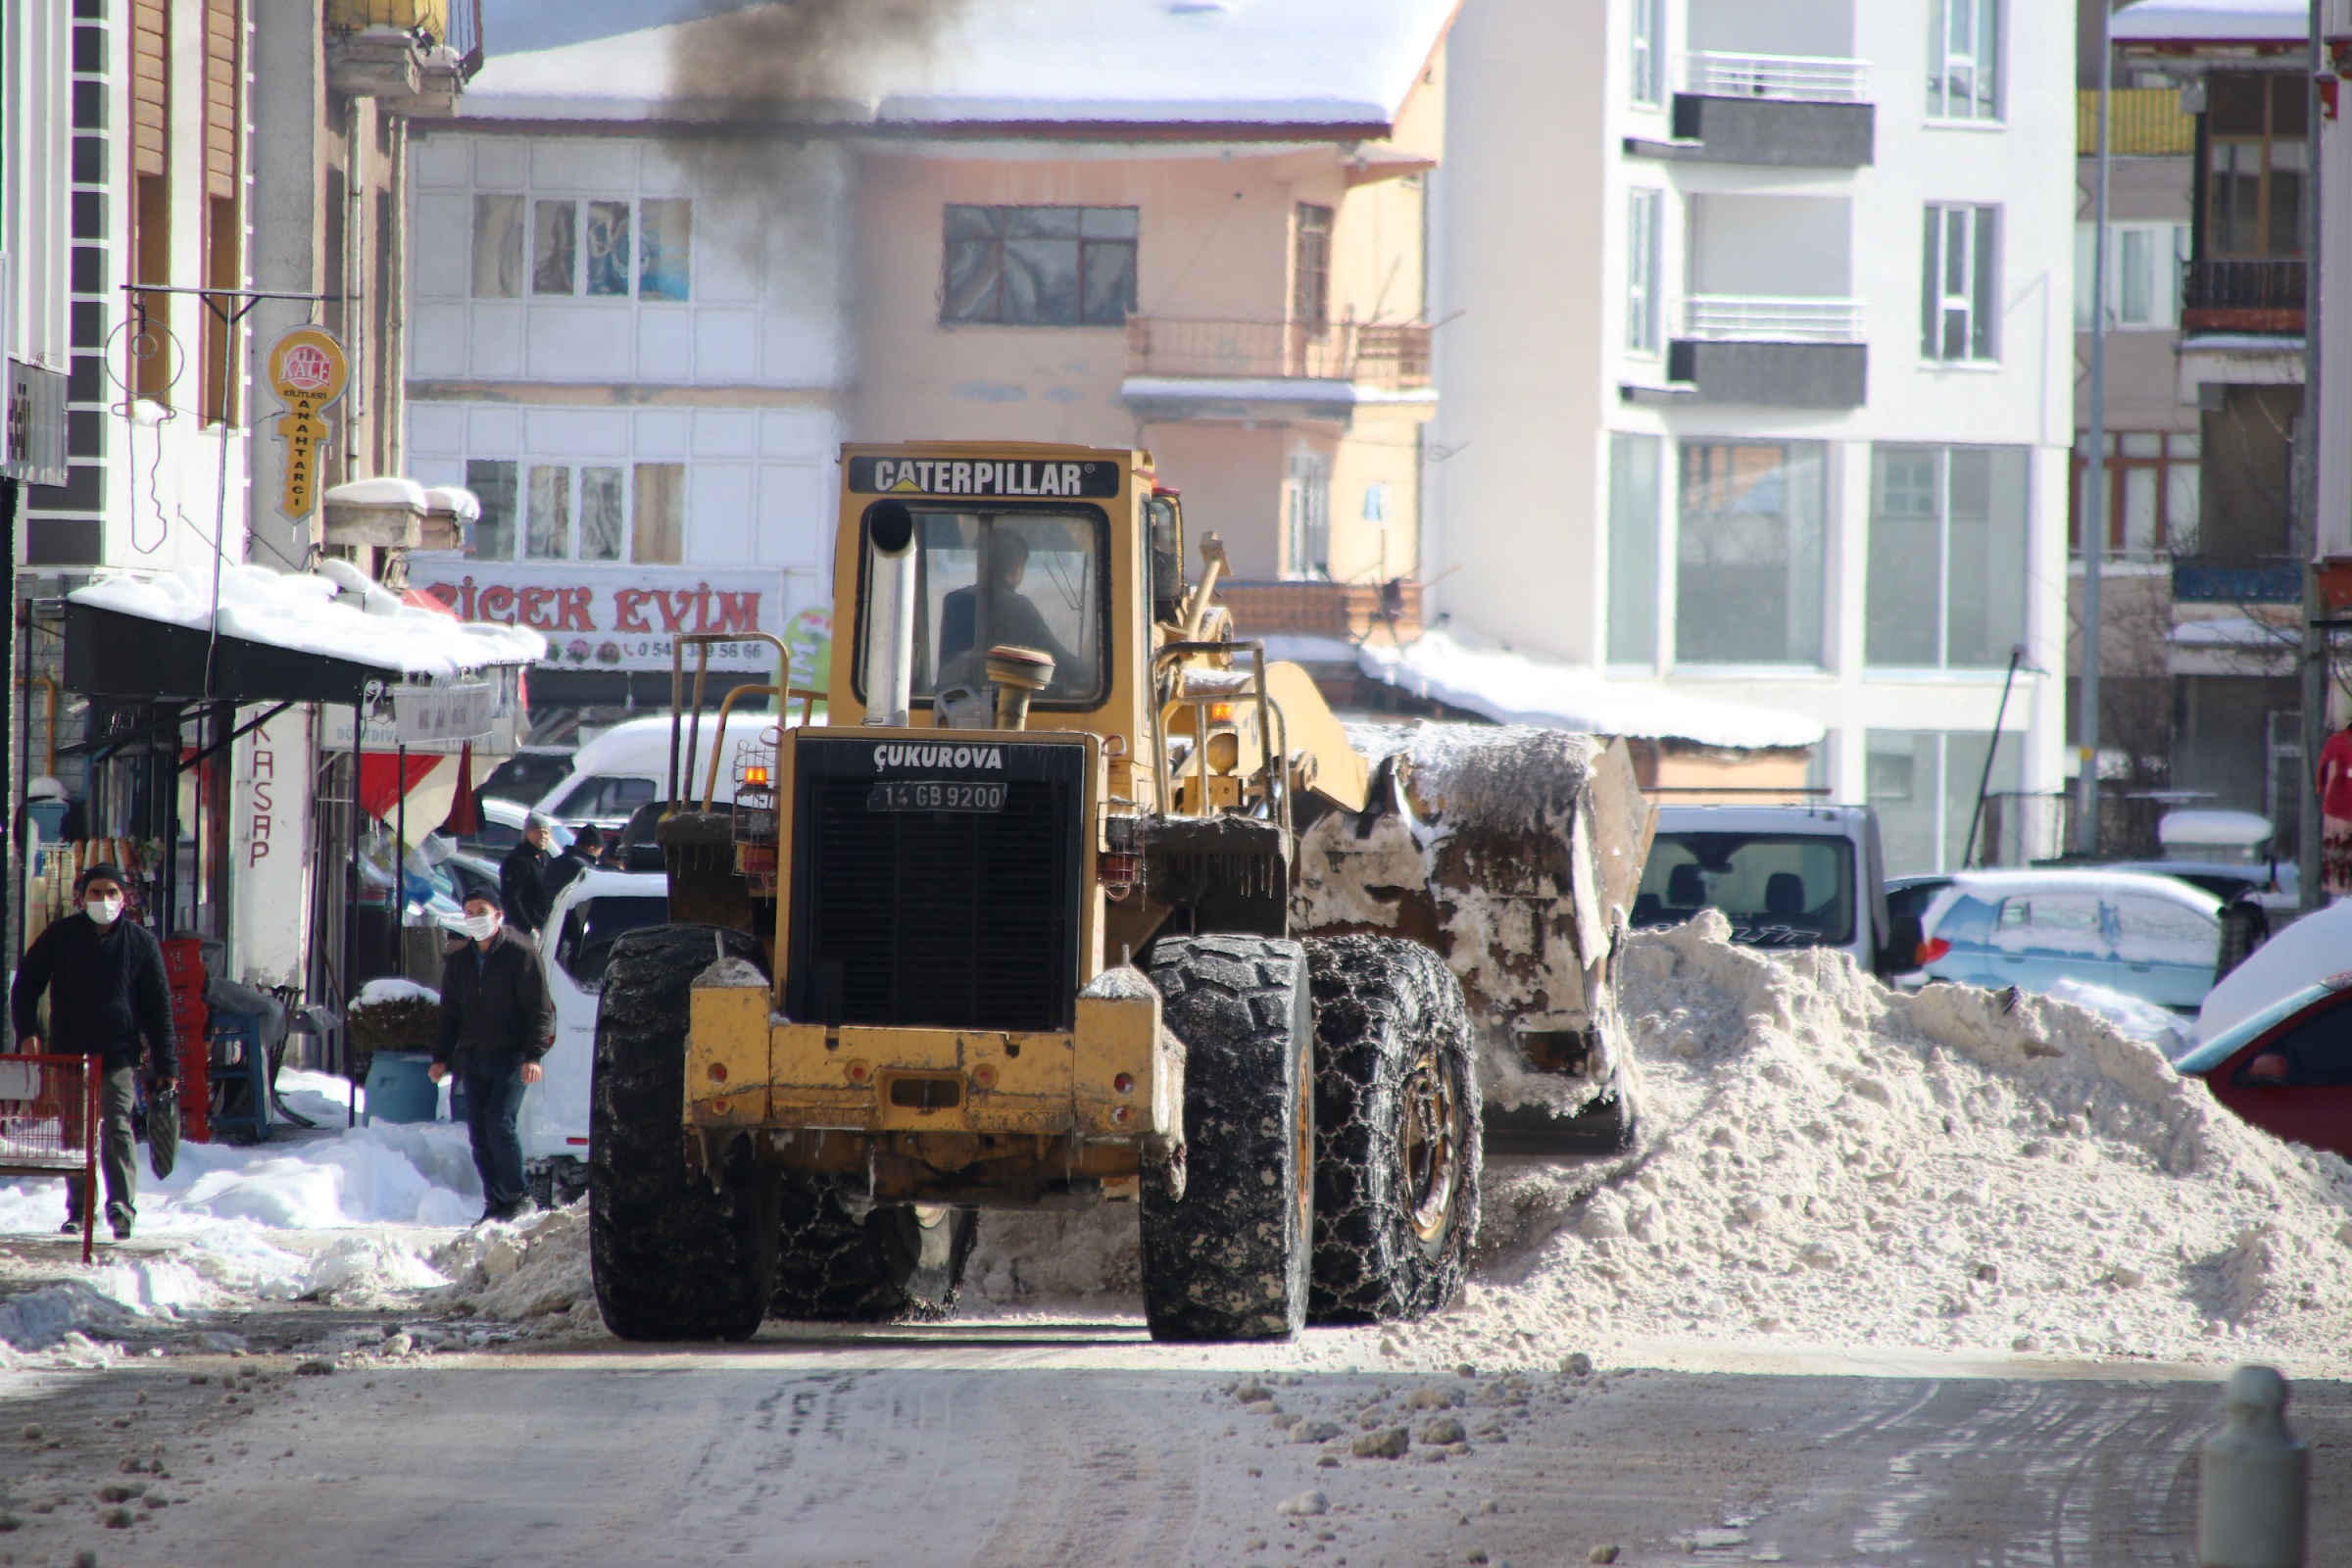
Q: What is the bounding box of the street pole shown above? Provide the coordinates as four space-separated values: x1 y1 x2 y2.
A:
2299 0 2328 911
1964 645 2029 869
2081 1 2115 857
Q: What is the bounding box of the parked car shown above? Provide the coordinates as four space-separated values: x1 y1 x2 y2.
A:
521 867 670 1207
1916 869 2225 1012
2198 897 2352 1045
1633 805 1918 978
2175 974 2352 1160
476 747 575 808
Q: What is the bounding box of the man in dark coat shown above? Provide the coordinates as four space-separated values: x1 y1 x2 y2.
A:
498 812 557 936
10 863 176 1239
429 892 554 1223
543 824 603 905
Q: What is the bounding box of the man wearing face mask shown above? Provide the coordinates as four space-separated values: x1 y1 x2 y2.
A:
9 864 176 1240
429 893 553 1222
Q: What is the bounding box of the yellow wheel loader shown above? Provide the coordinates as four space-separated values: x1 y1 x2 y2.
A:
588 442 1652 1344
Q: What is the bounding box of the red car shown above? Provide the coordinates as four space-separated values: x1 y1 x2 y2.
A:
2177 975 2352 1159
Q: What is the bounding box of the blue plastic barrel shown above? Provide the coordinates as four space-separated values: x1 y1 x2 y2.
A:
365 1050 441 1124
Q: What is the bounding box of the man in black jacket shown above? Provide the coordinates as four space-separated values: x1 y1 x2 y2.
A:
10 863 176 1240
543 824 602 905
429 892 554 1222
499 813 557 936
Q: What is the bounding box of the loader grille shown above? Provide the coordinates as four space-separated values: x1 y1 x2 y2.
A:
784 735 1085 1033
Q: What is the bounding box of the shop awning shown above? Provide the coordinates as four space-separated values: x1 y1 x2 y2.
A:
65 563 546 707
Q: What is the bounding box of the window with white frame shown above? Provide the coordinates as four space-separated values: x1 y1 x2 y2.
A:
2074 223 2190 330
466 458 686 564
1865 445 2029 670
1922 205 1999 363
1927 0 2001 122
1283 450 1332 580
1676 440 1829 666
1627 188 1664 355
1630 0 1665 106
470 194 692 302
1608 433 1662 666
1867 730 2022 875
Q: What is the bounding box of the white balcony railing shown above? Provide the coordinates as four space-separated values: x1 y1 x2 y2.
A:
1684 52 1870 104
1684 295 1865 344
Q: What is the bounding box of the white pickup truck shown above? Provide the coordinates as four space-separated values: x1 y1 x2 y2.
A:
521 866 671 1207
1631 804 1922 979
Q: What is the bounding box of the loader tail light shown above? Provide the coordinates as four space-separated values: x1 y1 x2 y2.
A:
1916 937 1951 965
1101 852 1141 901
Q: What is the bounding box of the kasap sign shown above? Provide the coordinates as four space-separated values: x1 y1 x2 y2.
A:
409 558 796 673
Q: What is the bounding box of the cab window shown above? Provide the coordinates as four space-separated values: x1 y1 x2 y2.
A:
2235 994 2352 1087
860 509 1107 708
1632 833 1855 947
554 896 669 988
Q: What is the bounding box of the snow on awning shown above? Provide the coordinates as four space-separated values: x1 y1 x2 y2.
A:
67 564 546 706
1357 629 1826 752
2112 0 2308 45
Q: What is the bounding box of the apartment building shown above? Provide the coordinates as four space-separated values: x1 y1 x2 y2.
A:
1431 0 2078 875
416 0 1454 727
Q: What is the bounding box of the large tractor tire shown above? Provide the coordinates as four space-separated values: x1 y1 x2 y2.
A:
589 924 780 1342
1303 935 1481 1324
1138 934 1313 1342
771 1176 977 1323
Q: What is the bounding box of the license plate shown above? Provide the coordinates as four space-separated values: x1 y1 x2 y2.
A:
866 780 1006 813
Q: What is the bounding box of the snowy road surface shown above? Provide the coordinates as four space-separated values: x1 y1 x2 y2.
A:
4 1329 2346 1566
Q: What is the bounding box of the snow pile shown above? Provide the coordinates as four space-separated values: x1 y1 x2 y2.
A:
2043 977 2196 1060
72 563 544 678
1451 912 2352 1366
433 1202 597 1325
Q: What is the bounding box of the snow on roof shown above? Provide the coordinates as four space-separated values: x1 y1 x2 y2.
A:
1943 867 2223 910
2167 615 2295 648
466 0 1459 130
2160 808 2273 846
323 476 428 510
72 564 546 678
2112 0 2309 44
1357 629 1825 751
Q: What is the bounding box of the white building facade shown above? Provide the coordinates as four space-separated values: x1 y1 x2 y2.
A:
401 125 846 718
1432 0 2078 874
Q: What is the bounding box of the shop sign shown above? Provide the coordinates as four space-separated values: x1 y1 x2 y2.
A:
395 680 497 746
266 325 349 520
408 559 794 674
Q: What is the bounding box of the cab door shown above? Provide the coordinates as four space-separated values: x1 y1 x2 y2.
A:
2106 892 2220 1009
1988 894 2114 994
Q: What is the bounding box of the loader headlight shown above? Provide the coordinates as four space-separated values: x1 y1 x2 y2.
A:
1204 730 1242 773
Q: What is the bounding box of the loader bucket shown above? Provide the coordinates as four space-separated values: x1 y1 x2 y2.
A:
1292 724 1653 1152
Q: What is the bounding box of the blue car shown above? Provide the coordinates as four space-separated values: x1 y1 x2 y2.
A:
1916 869 2226 1012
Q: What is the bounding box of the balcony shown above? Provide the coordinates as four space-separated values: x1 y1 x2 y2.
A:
1683 295 1863 344
1213 579 1422 646
1626 53 1874 170
2172 555 2303 605
325 0 480 109
2077 88 2196 158
1686 52 1868 103
2181 259 2306 335
1122 317 1435 423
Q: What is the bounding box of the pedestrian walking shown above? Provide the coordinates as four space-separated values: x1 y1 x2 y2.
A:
499 812 558 936
8 863 176 1239
430 893 554 1223
2319 713 2352 898
544 824 603 904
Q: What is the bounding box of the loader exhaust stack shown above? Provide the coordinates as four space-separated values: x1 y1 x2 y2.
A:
861 500 916 727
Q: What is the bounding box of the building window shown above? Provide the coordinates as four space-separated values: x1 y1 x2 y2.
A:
1293 204 1333 331
466 460 690 564
1866 445 2029 670
1867 730 2022 875
2074 222 2189 330
1283 450 1332 580
1922 205 1999 363
474 195 691 301
2071 431 2200 562
1676 441 1827 666
1608 433 1661 666
1627 189 1663 355
1630 0 1664 106
2206 74 2307 259
1928 0 2000 122
942 205 1139 327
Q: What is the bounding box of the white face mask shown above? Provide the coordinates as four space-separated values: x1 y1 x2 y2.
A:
463 912 500 942
85 895 123 927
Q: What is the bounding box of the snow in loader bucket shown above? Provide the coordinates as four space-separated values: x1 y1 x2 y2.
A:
0 1054 103 1262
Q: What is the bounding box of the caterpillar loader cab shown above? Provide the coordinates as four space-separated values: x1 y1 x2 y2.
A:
590 441 1648 1345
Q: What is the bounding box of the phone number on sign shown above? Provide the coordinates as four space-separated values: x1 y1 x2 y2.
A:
541 639 772 668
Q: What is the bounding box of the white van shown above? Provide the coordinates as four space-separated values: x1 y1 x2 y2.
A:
1634 804 1917 978
531 710 782 829
522 866 671 1206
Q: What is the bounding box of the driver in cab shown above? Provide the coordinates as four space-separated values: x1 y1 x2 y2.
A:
938 529 1079 693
